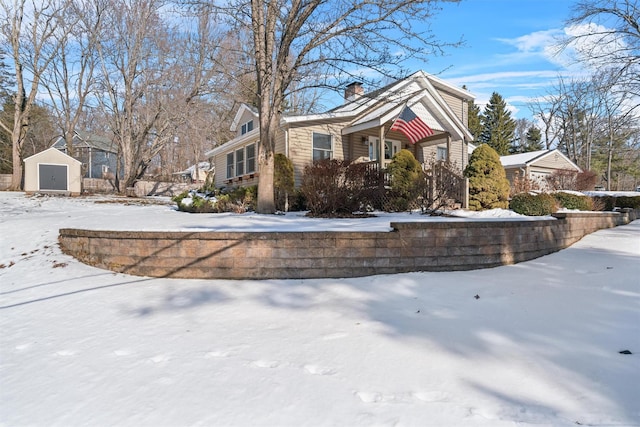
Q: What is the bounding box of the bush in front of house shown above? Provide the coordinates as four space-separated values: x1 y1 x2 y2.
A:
591 195 640 211
464 144 510 211
385 149 423 212
301 159 361 216
173 185 257 213
553 192 594 211
509 193 557 216
274 153 295 212
173 190 217 213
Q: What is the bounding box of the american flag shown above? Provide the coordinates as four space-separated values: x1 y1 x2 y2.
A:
390 105 434 144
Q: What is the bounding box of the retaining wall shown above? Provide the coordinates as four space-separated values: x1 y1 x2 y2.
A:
58 211 636 280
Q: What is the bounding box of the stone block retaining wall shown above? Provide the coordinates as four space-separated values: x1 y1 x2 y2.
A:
59 211 635 280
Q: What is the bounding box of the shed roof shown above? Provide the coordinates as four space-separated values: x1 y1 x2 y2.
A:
500 149 582 172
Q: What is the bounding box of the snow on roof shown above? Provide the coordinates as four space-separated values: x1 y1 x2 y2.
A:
500 150 551 167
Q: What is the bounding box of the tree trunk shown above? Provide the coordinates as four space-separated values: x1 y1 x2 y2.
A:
256 109 278 213
10 130 23 190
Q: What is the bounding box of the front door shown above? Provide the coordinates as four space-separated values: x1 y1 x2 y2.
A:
369 138 401 164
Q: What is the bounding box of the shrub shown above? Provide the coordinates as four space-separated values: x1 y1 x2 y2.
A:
300 159 362 216
274 153 295 212
590 195 640 211
510 170 540 196
510 193 557 216
553 192 593 211
173 186 257 213
464 144 510 211
173 191 217 213
546 169 578 191
576 170 597 191
385 150 423 212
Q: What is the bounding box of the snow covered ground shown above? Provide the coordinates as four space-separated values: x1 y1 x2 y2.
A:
1 192 639 427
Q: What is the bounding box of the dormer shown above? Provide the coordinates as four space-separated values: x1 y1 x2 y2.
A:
230 104 259 138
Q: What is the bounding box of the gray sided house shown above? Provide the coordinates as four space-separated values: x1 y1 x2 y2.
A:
53 131 119 179
205 71 475 189
500 149 582 190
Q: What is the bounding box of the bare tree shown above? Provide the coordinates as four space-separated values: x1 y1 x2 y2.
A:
207 0 462 213
530 91 562 150
565 0 640 96
41 0 106 158
96 0 234 191
592 69 640 189
0 0 68 190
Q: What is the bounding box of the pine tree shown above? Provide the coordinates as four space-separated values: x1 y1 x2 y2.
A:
479 92 516 155
467 99 482 141
462 85 482 141
464 144 510 211
525 126 543 152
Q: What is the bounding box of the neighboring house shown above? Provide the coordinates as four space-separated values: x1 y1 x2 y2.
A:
205 70 475 189
500 149 582 189
52 130 119 179
173 162 212 183
23 147 82 195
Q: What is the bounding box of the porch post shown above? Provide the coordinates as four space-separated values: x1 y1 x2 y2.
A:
446 133 451 162
379 126 385 170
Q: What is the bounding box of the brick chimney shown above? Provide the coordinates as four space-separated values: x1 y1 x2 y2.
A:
345 82 364 101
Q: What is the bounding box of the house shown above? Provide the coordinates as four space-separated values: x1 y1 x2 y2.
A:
52 130 119 179
205 70 475 189
500 149 582 189
173 162 212 183
23 147 82 195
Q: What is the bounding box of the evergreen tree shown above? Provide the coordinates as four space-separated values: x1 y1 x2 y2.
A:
479 92 516 155
274 153 295 212
467 99 482 141
464 144 510 211
525 126 543 152
462 85 482 141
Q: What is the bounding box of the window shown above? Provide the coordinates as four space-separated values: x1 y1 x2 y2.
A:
226 152 234 178
385 140 401 160
246 143 256 173
313 132 332 161
235 148 245 176
436 146 448 161
368 138 379 161
241 120 254 135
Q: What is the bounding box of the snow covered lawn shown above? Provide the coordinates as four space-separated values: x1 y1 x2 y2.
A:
1 193 639 426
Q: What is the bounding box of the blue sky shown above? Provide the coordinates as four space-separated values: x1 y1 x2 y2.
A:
409 0 578 119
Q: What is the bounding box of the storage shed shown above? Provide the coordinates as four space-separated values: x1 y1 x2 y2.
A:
24 147 82 195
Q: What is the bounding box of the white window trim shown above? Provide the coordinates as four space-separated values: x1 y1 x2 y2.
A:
226 152 234 179
312 132 333 161
246 143 256 174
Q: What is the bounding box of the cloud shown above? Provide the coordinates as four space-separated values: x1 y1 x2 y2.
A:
497 29 563 55
445 70 567 89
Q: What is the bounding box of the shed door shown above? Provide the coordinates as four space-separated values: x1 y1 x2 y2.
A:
39 164 68 191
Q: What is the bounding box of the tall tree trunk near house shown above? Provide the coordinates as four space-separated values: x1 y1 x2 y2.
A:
256 100 280 213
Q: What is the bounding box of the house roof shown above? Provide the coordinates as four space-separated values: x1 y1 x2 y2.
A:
500 149 582 171
206 70 475 157
282 70 474 139
52 130 117 154
230 104 259 133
